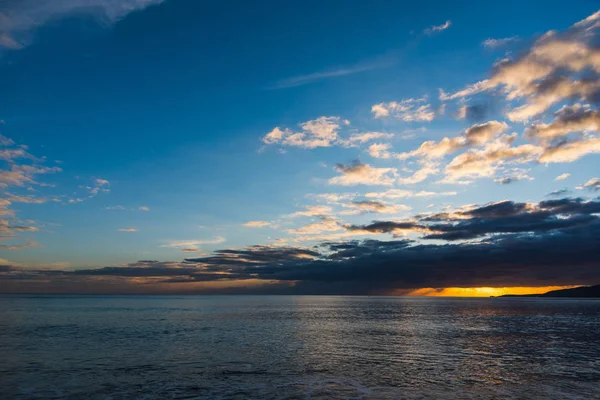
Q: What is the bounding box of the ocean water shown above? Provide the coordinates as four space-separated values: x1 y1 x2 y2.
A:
1 295 599 399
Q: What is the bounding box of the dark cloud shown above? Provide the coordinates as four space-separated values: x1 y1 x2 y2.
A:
72 265 198 277
350 198 600 241
2 198 600 294
548 189 569 197
462 104 489 122
495 177 517 185
185 246 320 265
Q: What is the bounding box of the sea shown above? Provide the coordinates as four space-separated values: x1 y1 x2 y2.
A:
1 295 599 399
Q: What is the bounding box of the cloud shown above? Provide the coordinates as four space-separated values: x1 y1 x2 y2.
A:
243 221 273 228
548 189 569 197
347 132 394 144
288 216 343 235
556 173 571 181
441 11 600 123
162 237 226 248
371 97 435 121
262 121 395 152
399 127 427 139
0 0 165 50
3 197 600 293
0 216 38 233
507 78 600 123
366 142 393 159
289 205 334 217
397 160 440 184
269 59 391 89
0 164 61 188
350 197 600 241
328 160 398 186
397 120 509 160
579 177 600 190
538 136 600 163
118 228 136 232
307 193 358 205
424 20 451 35
1 133 63 249
482 36 519 48
105 205 126 210
525 104 600 142
340 200 411 215
0 241 39 250
263 116 342 149
456 104 493 122
442 134 542 183
365 189 457 199
138 206 150 211
78 177 110 199
494 174 533 185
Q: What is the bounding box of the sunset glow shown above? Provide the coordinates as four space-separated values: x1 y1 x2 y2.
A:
404 286 580 297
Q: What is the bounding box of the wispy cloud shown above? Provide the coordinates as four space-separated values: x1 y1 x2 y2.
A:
162 237 226 248
0 0 165 50
424 20 451 35
243 221 273 228
268 59 392 90
482 36 518 48
118 228 136 232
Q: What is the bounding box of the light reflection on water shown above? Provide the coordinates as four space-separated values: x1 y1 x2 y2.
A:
1 295 599 399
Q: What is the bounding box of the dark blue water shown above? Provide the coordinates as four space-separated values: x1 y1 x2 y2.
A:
1 295 599 399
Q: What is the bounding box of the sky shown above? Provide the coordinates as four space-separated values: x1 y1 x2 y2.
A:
1 0 600 295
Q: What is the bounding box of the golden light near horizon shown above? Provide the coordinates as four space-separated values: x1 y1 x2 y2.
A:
403 286 579 297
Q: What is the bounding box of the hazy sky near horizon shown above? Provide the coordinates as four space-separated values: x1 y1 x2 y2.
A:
1 0 600 294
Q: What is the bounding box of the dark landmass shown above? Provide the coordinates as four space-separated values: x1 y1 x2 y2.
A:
499 284 600 298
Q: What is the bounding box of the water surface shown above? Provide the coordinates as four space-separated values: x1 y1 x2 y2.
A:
1 295 599 399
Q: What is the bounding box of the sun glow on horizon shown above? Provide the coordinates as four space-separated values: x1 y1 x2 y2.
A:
402 286 579 297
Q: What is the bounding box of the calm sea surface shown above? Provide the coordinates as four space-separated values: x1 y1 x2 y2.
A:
1 295 599 399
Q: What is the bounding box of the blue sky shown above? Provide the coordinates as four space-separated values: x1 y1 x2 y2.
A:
1 1 600 294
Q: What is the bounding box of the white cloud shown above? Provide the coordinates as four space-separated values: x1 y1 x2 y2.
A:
442 134 543 183
307 193 358 204
397 121 509 160
371 97 435 121
525 105 600 142
138 206 150 211
365 189 457 199
538 137 600 163
81 177 110 198
340 200 411 215
329 161 398 186
162 237 226 248
555 173 571 181
366 143 393 159
424 20 451 35
243 221 273 228
106 205 125 210
263 116 342 148
288 217 343 235
482 36 518 48
347 132 394 144
118 228 137 232
578 177 600 190
441 10 600 123
289 205 333 217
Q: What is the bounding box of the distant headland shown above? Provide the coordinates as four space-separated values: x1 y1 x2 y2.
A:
499 284 600 298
